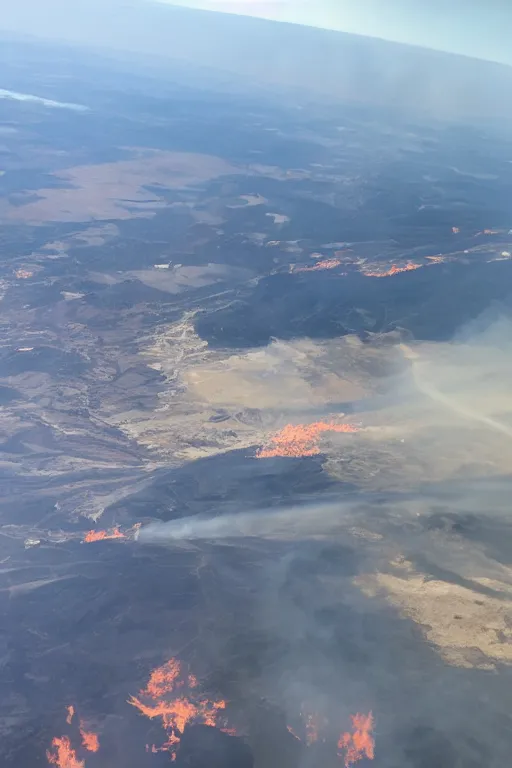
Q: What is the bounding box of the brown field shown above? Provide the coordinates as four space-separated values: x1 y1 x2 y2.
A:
0 148 241 223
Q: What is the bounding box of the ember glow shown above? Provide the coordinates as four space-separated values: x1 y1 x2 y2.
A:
293 258 343 273
83 527 126 543
361 262 422 278
129 657 230 759
286 710 326 745
65 706 75 725
256 422 359 458
304 712 328 745
338 712 375 767
14 268 34 279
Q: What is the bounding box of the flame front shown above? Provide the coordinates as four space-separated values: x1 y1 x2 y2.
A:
337 712 375 767
79 724 100 753
256 422 359 458
47 706 99 767
129 657 229 759
293 258 343 273
287 708 374 765
361 262 422 278
83 527 125 543
46 736 85 768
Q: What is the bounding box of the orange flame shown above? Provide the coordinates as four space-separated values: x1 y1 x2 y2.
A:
129 657 230 759
337 712 375 767
46 737 85 768
293 258 343 273
452 226 460 234
256 422 359 458
361 262 422 278
79 724 100 753
83 527 126 543
47 706 99 767
287 708 374 764
14 268 34 279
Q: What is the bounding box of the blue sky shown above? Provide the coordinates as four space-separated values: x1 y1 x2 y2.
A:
158 0 512 65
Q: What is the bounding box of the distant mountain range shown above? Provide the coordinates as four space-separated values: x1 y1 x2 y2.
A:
2 0 512 124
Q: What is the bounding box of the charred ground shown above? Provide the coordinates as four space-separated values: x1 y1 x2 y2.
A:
0 33 512 768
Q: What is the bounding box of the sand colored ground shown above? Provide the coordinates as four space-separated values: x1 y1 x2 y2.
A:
356 557 512 669
106 323 377 459
0 149 240 223
184 338 367 410
106 317 512 483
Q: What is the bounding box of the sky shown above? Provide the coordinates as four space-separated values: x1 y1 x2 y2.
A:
0 0 511 70
157 0 512 65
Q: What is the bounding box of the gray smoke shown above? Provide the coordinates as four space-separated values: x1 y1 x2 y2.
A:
136 501 355 544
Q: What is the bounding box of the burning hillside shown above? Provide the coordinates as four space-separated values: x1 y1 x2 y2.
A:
128 656 375 765
128 657 230 760
361 262 422 278
293 258 344 273
338 712 375 767
47 737 84 768
82 527 125 543
79 726 99 753
256 422 360 458
287 708 375 766
47 707 99 768
82 523 140 543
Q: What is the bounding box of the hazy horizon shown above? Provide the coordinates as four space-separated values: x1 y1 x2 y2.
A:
2 0 512 128
158 0 512 66
1 0 511 68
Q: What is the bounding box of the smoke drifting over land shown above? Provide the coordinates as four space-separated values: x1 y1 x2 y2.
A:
141 312 512 542
1 14 511 764
131 313 512 767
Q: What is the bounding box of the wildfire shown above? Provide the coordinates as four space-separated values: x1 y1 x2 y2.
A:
256 422 359 458
47 737 85 768
129 657 230 760
14 268 34 279
47 707 100 768
361 262 422 278
293 258 343 273
338 712 375 767
452 226 460 234
79 725 99 753
83 527 126 543
288 709 374 766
